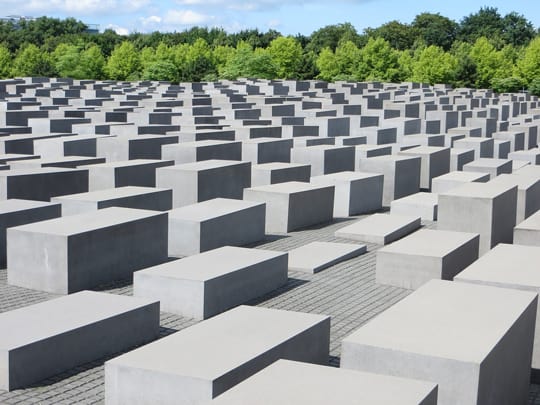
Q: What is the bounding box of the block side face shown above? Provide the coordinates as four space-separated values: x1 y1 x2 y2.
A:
7 230 68 294
287 187 334 232
341 342 480 405
376 250 441 290
476 296 537 405
441 235 480 281
212 316 330 398
66 213 168 293
198 163 251 202
199 204 265 252
490 188 517 248
7 301 159 391
394 158 421 200
348 176 384 215
203 254 288 319
168 218 201 256
97 190 172 212
244 189 289 234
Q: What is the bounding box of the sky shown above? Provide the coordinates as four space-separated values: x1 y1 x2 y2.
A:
0 0 539 36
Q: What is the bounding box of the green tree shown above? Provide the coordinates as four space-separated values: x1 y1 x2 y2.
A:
412 13 458 50
356 37 400 81
450 41 477 87
459 7 504 44
365 20 415 50
515 37 540 84
315 47 339 81
11 44 54 77
411 45 457 84
469 37 513 88
0 45 11 78
142 61 178 82
307 23 361 53
78 45 105 79
267 36 303 79
502 12 535 47
105 41 140 80
53 43 80 78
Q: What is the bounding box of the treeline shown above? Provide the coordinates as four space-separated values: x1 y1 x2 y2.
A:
0 7 540 94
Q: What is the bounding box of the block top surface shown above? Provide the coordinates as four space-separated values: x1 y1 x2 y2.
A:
243 137 291 145
342 279 537 363
165 159 248 171
310 171 383 184
439 181 516 199
450 148 474 156
455 243 540 289
379 229 478 257
165 140 237 148
288 242 366 269
433 171 489 182
211 360 437 404
515 210 540 230
392 192 438 205
136 246 286 281
252 162 310 171
84 159 173 169
169 198 263 221
399 146 450 155
454 137 492 144
106 305 329 380
489 173 540 189
0 291 157 350
515 165 540 177
10 206 165 235
0 167 83 177
52 186 168 202
246 181 333 194
0 199 59 214
337 213 420 237
463 158 511 169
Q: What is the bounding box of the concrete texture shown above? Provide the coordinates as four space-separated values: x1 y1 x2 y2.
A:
288 242 367 274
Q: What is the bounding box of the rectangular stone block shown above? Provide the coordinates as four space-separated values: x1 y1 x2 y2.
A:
86 159 174 191
376 229 479 289
489 173 540 223
105 305 330 404
97 135 179 161
335 213 421 245
462 158 512 180
244 182 334 233
291 145 355 176
450 148 475 171
7 207 168 294
288 241 366 274
52 186 172 215
341 280 537 405
0 167 88 201
438 182 517 254
310 171 383 217
399 146 450 190
390 192 438 220
0 199 61 267
431 171 490 193
251 162 311 186
242 137 293 164
453 137 494 159
162 140 242 164
454 243 540 368
156 160 251 208
509 148 540 165
357 155 421 206
514 211 540 247
134 246 287 319
210 359 438 405
168 198 265 256
0 291 159 391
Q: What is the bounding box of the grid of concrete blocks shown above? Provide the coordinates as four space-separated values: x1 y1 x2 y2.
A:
0 77 539 404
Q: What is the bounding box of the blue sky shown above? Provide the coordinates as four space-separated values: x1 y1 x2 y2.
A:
1 0 539 36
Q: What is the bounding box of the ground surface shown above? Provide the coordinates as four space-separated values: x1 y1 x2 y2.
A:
0 214 539 404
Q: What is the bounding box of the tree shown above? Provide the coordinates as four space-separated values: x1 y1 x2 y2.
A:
459 7 504 44
469 37 513 88
105 41 140 80
267 36 303 79
142 61 178 82
411 45 457 84
450 41 477 87
11 44 54 77
307 23 360 53
515 37 540 84
0 45 11 78
364 20 415 50
54 44 80 78
356 37 400 81
78 45 105 79
412 13 458 50
502 12 535 47
315 47 339 81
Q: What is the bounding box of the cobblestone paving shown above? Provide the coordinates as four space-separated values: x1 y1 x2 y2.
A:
0 214 539 404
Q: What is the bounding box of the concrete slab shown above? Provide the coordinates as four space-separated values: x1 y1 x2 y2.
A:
462 158 512 180
431 171 490 194
514 211 540 247
376 229 479 289
288 241 367 274
105 305 330 404
390 192 438 221
251 162 311 187
341 280 537 405
334 213 421 245
134 246 287 319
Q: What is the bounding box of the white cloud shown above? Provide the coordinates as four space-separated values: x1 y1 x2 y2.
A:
267 19 280 29
163 9 212 25
1 0 151 17
106 23 129 35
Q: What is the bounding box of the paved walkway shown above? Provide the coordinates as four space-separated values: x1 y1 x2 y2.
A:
0 214 539 404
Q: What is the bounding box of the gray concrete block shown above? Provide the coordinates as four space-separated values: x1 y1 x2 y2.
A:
489 173 540 223
514 211 540 247
0 291 159 391
390 192 438 221
52 186 172 215
450 148 475 171
438 182 517 254
288 241 366 274
156 160 251 208
462 158 512 180
431 171 490 194
243 181 334 233
455 243 540 368
291 145 355 176
7 207 168 294
376 229 479 289
162 140 242 164
251 162 311 187
242 137 293 164
341 280 537 405
134 246 287 319
168 198 265 256
453 137 494 159
310 171 383 217
210 359 438 405
399 146 450 190
334 213 421 245
105 305 330 404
